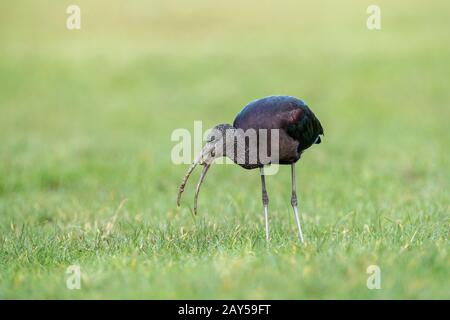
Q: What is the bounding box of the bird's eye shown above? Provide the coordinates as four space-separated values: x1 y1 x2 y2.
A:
207 137 215 143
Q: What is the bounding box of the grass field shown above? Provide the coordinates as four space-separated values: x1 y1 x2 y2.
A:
0 0 449 299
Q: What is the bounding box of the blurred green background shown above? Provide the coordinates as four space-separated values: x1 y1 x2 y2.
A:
0 0 449 299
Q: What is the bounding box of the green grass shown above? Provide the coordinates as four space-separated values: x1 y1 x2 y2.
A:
0 0 449 299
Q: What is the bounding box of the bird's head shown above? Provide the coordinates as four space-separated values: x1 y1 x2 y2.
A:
176 123 234 214
198 124 233 165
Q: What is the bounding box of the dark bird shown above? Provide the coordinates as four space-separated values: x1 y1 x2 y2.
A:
177 95 324 243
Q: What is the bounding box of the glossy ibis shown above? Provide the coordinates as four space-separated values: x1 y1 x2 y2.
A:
177 96 324 243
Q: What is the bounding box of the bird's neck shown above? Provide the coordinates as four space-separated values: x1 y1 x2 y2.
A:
223 128 261 169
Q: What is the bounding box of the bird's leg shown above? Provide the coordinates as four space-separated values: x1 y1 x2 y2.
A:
291 163 305 244
260 166 270 242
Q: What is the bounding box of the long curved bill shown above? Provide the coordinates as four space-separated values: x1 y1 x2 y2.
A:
176 158 200 207
176 146 213 210
193 163 211 215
